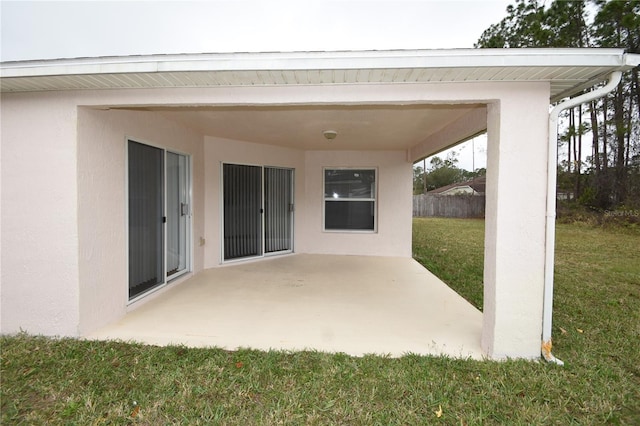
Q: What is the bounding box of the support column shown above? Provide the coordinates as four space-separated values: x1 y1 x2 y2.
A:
482 86 550 359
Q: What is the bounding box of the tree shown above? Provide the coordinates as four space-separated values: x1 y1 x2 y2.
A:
414 153 474 192
413 165 426 195
475 0 551 48
476 0 590 48
476 0 640 209
591 0 640 205
414 151 487 194
544 0 589 47
462 168 487 181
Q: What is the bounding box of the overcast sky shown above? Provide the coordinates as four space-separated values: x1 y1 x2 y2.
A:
1 0 508 170
1 0 513 61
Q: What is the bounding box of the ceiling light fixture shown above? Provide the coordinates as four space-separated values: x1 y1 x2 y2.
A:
323 130 338 141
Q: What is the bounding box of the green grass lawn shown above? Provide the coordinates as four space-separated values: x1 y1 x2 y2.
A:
2 218 639 424
412 217 485 311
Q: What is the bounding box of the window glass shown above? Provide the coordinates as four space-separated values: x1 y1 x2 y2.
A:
324 169 375 199
325 201 375 230
324 168 376 231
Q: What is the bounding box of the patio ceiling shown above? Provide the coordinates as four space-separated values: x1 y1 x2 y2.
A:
123 104 484 151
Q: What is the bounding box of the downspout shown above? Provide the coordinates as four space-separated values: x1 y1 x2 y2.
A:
542 71 623 365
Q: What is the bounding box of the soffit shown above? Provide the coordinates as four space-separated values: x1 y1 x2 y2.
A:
1 49 637 102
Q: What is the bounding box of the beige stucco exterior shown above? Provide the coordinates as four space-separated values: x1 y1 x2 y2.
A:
76 108 207 334
483 90 549 359
0 75 558 359
2 93 81 336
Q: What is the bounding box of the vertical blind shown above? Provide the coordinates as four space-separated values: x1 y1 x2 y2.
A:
265 167 293 253
223 164 294 260
223 164 263 260
128 141 164 298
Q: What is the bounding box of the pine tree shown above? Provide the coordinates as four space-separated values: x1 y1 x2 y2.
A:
591 0 640 205
476 0 640 209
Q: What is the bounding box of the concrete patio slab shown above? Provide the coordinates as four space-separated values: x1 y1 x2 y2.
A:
87 254 484 359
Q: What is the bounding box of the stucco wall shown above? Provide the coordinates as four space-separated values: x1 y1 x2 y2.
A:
1 93 80 335
203 138 412 264
482 85 549 359
300 150 412 257
76 108 205 334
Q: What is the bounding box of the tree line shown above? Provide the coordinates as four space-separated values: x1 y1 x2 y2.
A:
413 153 486 194
476 0 639 210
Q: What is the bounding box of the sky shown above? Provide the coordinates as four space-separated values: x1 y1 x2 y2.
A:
0 0 513 61
0 0 510 170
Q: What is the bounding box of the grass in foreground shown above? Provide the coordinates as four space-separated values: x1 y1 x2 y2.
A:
1 219 639 424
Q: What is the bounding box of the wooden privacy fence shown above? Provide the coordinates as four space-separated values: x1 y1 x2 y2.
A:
413 194 485 218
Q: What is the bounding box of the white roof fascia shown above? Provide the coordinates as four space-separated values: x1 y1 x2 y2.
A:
0 48 635 79
550 52 639 101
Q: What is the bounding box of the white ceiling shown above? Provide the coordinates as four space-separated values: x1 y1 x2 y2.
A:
126 104 484 151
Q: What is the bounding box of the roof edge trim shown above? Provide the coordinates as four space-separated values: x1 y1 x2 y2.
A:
1 48 634 79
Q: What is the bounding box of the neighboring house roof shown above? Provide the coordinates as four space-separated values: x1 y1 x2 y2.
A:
1 49 638 101
429 176 486 195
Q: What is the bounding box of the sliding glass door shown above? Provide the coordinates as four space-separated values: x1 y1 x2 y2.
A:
223 164 263 260
128 140 190 300
223 164 293 261
264 167 293 254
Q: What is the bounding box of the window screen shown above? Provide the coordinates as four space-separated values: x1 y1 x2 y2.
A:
324 169 376 231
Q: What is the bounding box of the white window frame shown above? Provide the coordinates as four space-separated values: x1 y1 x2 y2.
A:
323 167 377 233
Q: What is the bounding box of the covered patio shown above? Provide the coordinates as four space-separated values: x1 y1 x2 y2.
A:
4 49 637 360
88 254 484 359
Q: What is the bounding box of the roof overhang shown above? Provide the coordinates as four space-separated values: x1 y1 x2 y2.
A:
2 49 638 156
2 48 638 102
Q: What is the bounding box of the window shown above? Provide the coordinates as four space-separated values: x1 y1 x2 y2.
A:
324 168 376 231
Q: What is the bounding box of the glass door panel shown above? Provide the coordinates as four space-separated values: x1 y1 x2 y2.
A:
265 167 293 253
166 152 189 277
223 164 263 260
128 141 164 299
